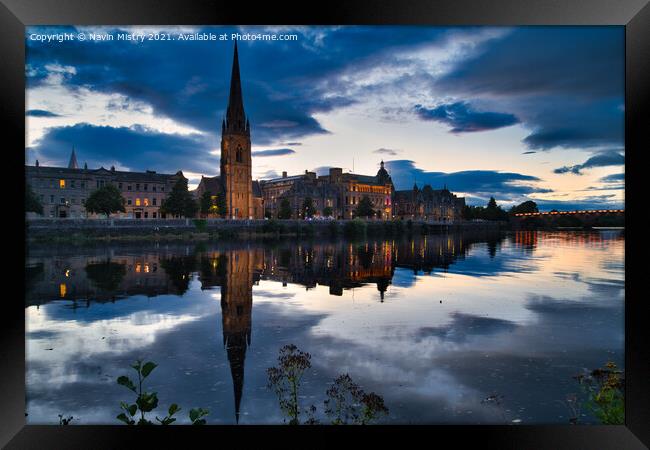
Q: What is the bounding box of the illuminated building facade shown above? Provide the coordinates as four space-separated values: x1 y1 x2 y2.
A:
260 162 394 220
393 183 465 222
25 151 186 219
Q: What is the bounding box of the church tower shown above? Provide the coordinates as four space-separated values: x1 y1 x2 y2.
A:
221 41 253 219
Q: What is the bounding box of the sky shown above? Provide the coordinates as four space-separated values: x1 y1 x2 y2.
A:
25 25 625 210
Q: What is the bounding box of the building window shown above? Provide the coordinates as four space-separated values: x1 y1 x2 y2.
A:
118 183 123 189
152 212 157 218
136 183 140 191
60 197 65 204
152 185 157 192
144 198 149 206
127 185 132 191
161 186 165 192
144 184 148 191
144 211 148 218
127 199 132 205
80 181 85 189
152 198 157 206
59 179 65 188
70 180 76 188
135 198 141 206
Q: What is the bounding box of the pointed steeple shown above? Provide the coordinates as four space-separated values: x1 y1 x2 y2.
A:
225 40 247 135
225 333 247 424
68 146 78 169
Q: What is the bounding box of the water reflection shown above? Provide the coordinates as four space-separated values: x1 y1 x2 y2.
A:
25 230 625 424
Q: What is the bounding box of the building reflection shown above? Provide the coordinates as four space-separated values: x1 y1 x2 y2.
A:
25 231 510 421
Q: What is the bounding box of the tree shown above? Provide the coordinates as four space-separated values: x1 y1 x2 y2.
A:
278 198 292 220
509 200 539 215
322 206 333 218
199 191 213 218
484 197 508 221
199 191 221 218
301 197 316 218
355 196 375 218
160 178 197 218
85 184 126 218
26 183 43 215
215 193 227 218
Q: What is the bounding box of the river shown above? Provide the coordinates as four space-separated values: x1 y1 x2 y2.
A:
25 229 624 424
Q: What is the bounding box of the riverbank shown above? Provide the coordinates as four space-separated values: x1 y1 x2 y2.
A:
26 218 506 244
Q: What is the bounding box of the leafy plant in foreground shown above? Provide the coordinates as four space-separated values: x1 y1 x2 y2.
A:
267 345 389 425
266 344 312 425
116 359 209 425
324 374 388 425
574 361 624 425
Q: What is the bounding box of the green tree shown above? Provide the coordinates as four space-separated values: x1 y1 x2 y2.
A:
509 200 539 215
199 191 221 218
322 206 333 217
26 183 43 215
85 184 126 218
278 198 292 220
301 197 316 218
160 178 197 218
484 197 508 221
354 196 375 218
215 193 227 218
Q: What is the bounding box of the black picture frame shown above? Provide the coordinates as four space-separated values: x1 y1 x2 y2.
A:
2 0 647 447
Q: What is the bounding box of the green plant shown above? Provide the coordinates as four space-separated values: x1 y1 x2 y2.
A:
116 359 209 425
189 408 210 425
324 374 388 425
267 345 389 426
85 184 126 218
266 344 312 425
574 361 624 424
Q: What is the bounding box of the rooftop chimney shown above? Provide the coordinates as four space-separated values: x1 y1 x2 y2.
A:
282 171 287 178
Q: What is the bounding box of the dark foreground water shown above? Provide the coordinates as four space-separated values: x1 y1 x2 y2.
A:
25 230 624 424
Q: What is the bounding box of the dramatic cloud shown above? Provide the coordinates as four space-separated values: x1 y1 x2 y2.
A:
414 102 519 133
436 27 624 150
25 25 450 148
373 148 400 156
384 159 551 202
251 148 296 157
26 109 61 117
30 123 217 175
599 173 624 183
553 150 624 175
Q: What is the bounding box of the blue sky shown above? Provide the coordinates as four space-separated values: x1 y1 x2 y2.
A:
25 26 624 210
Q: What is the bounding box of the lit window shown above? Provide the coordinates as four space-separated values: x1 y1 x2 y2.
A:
59 179 65 188
135 198 141 206
59 283 67 297
144 198 149 206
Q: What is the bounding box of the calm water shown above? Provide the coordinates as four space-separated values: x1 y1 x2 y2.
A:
25 230 624 424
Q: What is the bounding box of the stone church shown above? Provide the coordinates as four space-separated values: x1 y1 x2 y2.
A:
195 41 264 219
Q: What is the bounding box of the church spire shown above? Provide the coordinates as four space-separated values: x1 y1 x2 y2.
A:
225 40 247 134
68 146 78 169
